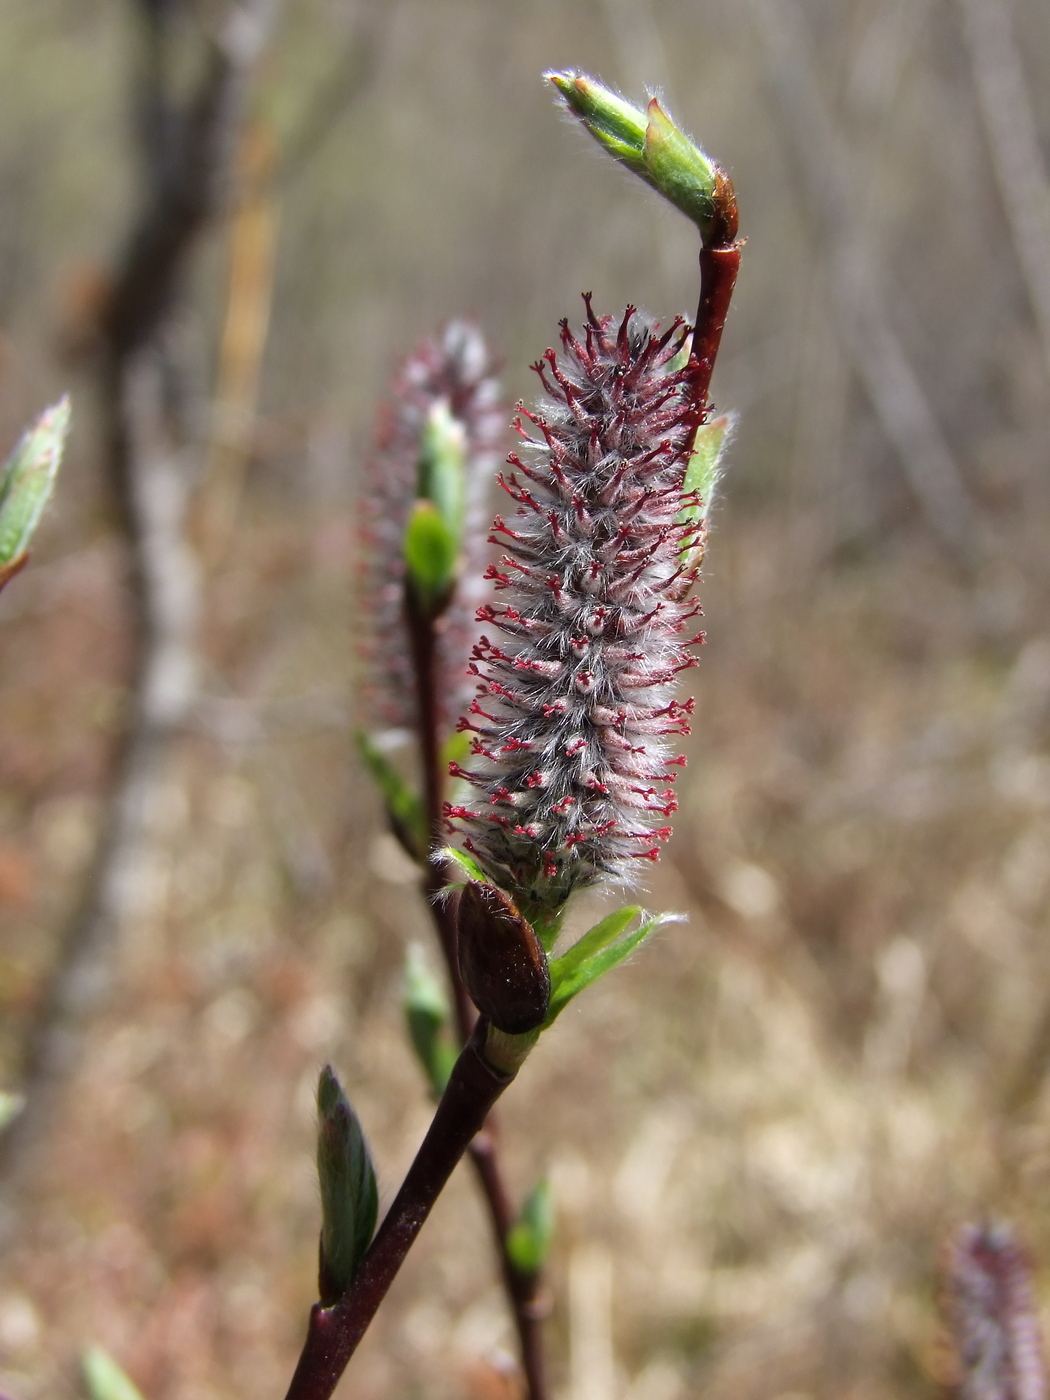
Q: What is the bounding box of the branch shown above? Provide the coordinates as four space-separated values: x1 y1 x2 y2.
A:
747 0 981 562
0 0 274 1220
284 1023 515 1400
956 0 1050 387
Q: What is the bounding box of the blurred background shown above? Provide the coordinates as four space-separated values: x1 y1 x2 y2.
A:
1 0 1050 1397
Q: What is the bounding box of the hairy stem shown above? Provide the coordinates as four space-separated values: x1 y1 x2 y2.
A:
689 170 741 428
283 1024 513 1400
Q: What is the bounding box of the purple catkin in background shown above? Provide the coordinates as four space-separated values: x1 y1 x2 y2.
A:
361 321 504 731
447 297 708 911
945 1222 1048 1400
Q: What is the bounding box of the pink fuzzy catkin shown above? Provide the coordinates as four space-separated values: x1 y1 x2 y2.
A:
446 297 708 910
945 1223 1048 1400
362 322 503 730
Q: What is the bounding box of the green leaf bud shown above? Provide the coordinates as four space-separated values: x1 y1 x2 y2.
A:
403 499 458 610
82 1346 147 1400
316 1065 379 1304
546 71 648 177
546 71 723 241
404 943 458 1095
0 396 70 589
643 97 717 235
417 400 466 542
506 1177 555 1276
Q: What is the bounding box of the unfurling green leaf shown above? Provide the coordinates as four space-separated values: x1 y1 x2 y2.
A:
544 907 682 1025
546 71 648 176
356 730 426 860
403 499 458 608
404 944 458 1095
506 1177 555 1276
317 1065 379 1303
0 396 70 589
547 72 719 239
82 1346 147 1400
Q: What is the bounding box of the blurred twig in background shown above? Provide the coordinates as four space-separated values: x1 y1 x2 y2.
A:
956 0 1050 391
748 0 981 562
0 0 274 1222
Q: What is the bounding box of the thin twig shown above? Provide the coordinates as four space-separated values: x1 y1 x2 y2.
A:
747 0 981 562
0 0 274 1224
284 1022 515 1400
406 584 551 1400
956 0 1050 387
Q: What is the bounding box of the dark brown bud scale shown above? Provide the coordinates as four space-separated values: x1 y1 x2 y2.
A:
457 881 551 1034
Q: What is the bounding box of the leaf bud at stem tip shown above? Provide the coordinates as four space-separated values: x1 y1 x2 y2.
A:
457 881 551 1035
316 1065 378 1305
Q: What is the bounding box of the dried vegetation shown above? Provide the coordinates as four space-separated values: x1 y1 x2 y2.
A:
1 1 1050 1397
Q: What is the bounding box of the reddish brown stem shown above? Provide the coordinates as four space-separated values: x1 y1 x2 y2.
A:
404 585 551 1400
688 169 742 437
284 1024 513 1400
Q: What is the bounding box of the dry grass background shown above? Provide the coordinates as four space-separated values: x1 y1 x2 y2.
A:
1 0 1050 1397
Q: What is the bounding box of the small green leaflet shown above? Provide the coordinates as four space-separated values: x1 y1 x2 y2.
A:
356 730 426 861
82 1346 148 1400
0 396 70 578
316 1066 379 1301
404 944 458 1095
506 1177 555 1275
544 906 682 1025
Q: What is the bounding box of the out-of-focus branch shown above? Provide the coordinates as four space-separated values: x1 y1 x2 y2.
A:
956 0 1050 389
747 0 981 562
0 0 274 1224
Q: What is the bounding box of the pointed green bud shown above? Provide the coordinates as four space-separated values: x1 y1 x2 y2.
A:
546 71 722 241
417 400 466 542
506 1177 555 1276
82 1346 147 1400
404 943 458 1095
316 1065 379 1304
403 499 458 609
643 97 717 235
457 882 551 1036
547 71 648 177
0 396 70 590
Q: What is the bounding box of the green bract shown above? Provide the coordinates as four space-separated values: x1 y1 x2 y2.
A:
679 413 733 559
547 72 718 240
